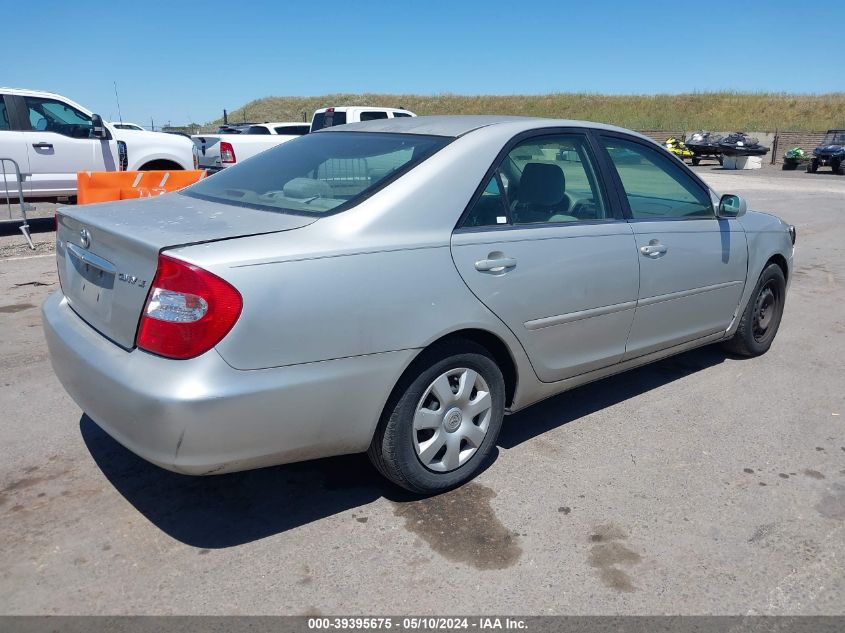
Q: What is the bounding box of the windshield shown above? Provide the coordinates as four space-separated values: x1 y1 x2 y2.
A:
821 131 845 145
185 132 451 215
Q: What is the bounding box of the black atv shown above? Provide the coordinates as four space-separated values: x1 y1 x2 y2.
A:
808 129 845 174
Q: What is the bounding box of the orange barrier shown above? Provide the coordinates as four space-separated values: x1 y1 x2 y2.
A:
77 170 206 205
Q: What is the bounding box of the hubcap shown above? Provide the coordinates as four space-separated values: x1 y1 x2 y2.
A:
413 367 493 473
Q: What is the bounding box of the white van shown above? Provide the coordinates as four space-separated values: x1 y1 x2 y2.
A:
310 106 415 132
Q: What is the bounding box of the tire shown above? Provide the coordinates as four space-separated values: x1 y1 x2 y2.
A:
691 157 700 166
368 340 505 494
832 158 842 175
722 263 786 357
807 159 818 173
717 155 724 166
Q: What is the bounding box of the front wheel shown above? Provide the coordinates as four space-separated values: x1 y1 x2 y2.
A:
691 157 701 166
368 341 505 494
807 159 818 173
723 264 786 357
832 158 842 175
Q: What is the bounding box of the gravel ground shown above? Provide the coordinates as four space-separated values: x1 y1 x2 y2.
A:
0 167 843 615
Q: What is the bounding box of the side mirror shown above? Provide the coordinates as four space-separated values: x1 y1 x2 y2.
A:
91 114 109 139
718 193 747 219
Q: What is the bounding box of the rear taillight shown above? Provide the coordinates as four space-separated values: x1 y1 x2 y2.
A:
137 254 242 360
220 141 236 164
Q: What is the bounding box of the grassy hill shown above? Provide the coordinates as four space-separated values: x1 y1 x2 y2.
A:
213 92 845 132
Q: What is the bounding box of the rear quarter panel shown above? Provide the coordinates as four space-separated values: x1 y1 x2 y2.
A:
202 242 526 372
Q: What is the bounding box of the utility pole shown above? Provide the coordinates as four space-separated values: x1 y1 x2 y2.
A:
150 117 154 132
223 109 228 124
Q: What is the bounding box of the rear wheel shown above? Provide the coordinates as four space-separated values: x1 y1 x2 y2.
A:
807 159 818 173
691 157 700 166
368 341 505 494
723 264 786 357
832 158 842 175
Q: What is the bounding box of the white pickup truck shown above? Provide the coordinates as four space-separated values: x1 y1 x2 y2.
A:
310 106 415 130
192 122 309 172
192 107 416 172
0 88 197 200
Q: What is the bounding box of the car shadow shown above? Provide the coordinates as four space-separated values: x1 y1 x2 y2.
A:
498 345 728 448
82 345 730 549
81 414 426 549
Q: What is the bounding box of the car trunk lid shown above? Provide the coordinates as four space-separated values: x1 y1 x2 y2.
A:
56 192 316 349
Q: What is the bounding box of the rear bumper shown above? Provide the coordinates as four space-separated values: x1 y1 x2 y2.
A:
42 291 414 475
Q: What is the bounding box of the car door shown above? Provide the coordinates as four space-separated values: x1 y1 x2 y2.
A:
451 130 639 383
19 95 118 197
598 133 748 359
0 94 31 198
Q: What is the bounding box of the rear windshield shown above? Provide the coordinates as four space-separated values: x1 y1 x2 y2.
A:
311 111 347 130
185 132 451 216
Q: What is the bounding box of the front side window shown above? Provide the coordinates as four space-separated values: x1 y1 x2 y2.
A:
602 136 714 219
23 97 93 138
186 132 450 216
275 125 309 135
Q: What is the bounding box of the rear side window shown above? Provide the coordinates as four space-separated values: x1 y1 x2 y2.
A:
360 111 389 122
247 126 271 134
601 136 714 219
186 132 451 216
311 111 348 130
0 98 9 131
393 112 412 118
463 133 609 227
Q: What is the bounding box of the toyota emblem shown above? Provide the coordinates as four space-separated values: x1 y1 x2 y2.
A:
79 228 91 249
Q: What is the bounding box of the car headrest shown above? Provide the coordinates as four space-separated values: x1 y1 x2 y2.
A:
282 177 332 199
519 163 566 206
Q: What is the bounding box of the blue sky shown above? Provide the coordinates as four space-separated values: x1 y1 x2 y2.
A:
6 0 843 127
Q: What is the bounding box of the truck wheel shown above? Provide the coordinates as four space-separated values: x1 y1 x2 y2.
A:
832 158 842 175
722 264 786 357
717 155 724 166
691 157 700 166
368 341 505 494
807 159 818 173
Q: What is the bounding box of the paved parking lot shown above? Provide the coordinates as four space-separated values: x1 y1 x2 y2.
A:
0 167 843 615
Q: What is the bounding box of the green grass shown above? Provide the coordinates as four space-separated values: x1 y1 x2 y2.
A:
211 92 845 132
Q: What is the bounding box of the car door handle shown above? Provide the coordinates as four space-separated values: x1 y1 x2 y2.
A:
32 142 53 150
475 256 517 272
640 243 668 258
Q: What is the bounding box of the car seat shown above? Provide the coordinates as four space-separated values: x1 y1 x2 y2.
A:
512 162 572 224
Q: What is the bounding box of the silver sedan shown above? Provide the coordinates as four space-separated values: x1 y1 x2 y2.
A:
43 116 795 493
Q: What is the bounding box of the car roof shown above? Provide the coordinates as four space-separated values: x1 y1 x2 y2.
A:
320 114 652 140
